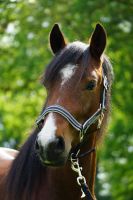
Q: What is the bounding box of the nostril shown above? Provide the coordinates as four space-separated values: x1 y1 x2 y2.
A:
35 139 40 151
35 139 45 160
55 136 65 153
35 139 44 154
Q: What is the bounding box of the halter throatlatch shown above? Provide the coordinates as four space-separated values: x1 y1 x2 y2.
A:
35 72 109 200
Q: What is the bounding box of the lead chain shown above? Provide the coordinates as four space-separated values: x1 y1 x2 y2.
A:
71 152 87 198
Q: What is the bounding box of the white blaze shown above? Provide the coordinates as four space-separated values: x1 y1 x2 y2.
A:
60 64 77 86
38 113 57 147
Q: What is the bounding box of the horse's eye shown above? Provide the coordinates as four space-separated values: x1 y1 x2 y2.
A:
86 80 96 90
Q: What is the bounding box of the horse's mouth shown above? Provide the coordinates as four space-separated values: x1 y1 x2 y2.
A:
42 160 66 167
38 153 68 167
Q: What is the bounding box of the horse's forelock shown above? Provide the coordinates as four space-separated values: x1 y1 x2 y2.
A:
41 41 89 86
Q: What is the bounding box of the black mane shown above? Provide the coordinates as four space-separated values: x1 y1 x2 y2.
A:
6 129 46 200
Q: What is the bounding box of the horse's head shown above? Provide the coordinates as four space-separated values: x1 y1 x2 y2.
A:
35 23 107 166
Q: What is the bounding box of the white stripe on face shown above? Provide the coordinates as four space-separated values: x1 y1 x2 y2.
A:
60 64 77 86
38 113 57 148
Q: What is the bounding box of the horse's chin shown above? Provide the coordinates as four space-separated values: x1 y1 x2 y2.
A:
43 160 66 167
38 154 68 167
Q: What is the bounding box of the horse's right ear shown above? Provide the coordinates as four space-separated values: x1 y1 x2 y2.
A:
49 24 66 54
89 23 106 60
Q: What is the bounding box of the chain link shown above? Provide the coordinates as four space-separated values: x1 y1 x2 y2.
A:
71 152 87 198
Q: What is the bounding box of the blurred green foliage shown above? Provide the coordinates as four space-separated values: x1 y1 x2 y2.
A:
0 0 133 199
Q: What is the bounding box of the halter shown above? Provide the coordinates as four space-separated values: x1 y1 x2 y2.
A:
35 69 109 199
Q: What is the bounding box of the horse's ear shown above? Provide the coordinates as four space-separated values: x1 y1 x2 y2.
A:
49 23 66 54
89 23 106 60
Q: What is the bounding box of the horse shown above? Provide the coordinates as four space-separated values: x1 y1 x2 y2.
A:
0 23 113 200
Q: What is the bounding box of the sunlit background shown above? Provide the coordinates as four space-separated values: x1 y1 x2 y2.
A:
0 0 133 199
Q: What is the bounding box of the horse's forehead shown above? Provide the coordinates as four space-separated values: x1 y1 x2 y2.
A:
59 62 98 87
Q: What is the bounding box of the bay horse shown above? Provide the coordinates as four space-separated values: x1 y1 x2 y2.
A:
0 23 113 200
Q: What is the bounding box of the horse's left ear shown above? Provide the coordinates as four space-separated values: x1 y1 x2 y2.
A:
90 23 106 60
49 23 66 54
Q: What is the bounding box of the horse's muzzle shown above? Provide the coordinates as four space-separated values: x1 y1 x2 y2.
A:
35 136 67 166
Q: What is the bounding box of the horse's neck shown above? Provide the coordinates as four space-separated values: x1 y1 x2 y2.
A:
41 132 97 200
